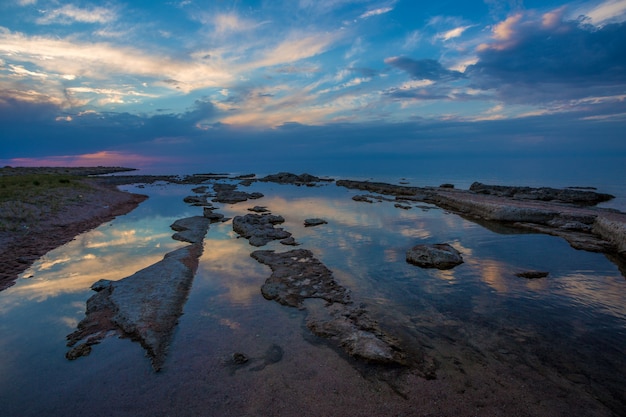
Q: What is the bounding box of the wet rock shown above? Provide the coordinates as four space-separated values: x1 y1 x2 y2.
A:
440 183 455 189
251 249 405 365
280 236 299 246
232 352 249 365
406 243 464 269
183 195 210 206
233 214 291 246
259 172 332 186
212 183 263 204
336 179 420 197
352 195 374 203
203 207 226 223
251 249 350 307
469 182 614 205
515 271 549 279
248 206 269 213
171 216 211 244
66 243 206 371
394 203 411 210
304 218 327 227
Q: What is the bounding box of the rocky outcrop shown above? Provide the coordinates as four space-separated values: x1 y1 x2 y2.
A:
65 216 209 371
259 172 332 186
336 179 626 261
469 182 614 205
406 243 464 269
232 213 292 246
251 249 406 365
213 183 263 204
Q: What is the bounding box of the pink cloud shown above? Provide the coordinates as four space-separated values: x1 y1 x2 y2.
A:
2 151 165 168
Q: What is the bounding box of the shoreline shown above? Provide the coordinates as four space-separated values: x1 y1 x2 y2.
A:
0 167 148 290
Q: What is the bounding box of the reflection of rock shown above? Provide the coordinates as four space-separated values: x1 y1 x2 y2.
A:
171 216 210 243
515 271 549 279
304 218 327 227
66 243 205 371
406 243 463 270
66 216 209 371
233 214 291 246
251 249 406 365
213 183 263 204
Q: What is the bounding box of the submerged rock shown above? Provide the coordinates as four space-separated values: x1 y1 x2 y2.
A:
233 214 292 246
250 249 406 365
515 271 549 279
406 243 464 269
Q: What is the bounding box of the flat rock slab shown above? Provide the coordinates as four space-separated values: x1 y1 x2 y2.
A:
66 243 204 371
171 216 211 243
251 249 406 365
406 243 464 269
252 249 350 307
304 218 328 227
233 213 291 246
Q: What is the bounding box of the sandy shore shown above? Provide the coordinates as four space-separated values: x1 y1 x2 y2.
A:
0 169 147 290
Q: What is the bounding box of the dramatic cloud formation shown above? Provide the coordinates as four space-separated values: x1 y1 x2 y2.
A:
0 0 624 171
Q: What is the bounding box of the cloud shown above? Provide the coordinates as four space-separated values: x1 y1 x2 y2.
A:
385 56 465 81
0 28 233 96
571 0 626 26
359 7 393 19
36 4 117 25
467 10 626 103
435 25 472 41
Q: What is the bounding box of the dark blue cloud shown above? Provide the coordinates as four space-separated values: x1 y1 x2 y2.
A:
385 57 465 81
467 20 626 103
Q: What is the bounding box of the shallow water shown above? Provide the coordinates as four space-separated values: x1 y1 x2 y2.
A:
1 179 625 416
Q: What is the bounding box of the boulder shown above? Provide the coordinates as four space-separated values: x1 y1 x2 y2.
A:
304 218 327 227
406 243 464 269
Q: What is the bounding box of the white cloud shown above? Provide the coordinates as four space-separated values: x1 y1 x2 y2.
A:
574 0 626 26
18 0 37 5
0 29 233 94
359 7 393 19
36 4 117 25
435 25 472 41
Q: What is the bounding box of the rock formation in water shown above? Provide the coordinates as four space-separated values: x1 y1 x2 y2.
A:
66 216 210 371
232 213 292 246
406 243 464 269
251 249 406 365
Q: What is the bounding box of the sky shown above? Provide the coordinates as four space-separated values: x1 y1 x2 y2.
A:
0 0 625 174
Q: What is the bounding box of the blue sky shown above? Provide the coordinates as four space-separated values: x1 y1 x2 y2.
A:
0 0 625 172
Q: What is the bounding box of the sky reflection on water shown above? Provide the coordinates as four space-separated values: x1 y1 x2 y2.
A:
0 178 625 416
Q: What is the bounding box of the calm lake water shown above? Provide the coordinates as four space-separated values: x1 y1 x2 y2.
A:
1 174 625 416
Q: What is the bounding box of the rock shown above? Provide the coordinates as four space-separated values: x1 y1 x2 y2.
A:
515 271 549 279
233 214 291 246
183 195 209 206
250 249 405 365
304 218 327 227
336 179 420 196
469 182 614 205
259 172 332 186
394 203 411 210
203 207 226 223
248 206 269 213
251 249 350 307
231 352 249 365
66 243 205 371
406 243 464 269
280 237 299 246
171 216 211 244
440 183 455 189
212 183 263 204
352 195 374 203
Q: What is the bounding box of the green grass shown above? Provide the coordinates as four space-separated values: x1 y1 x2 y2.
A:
0 174 87 202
